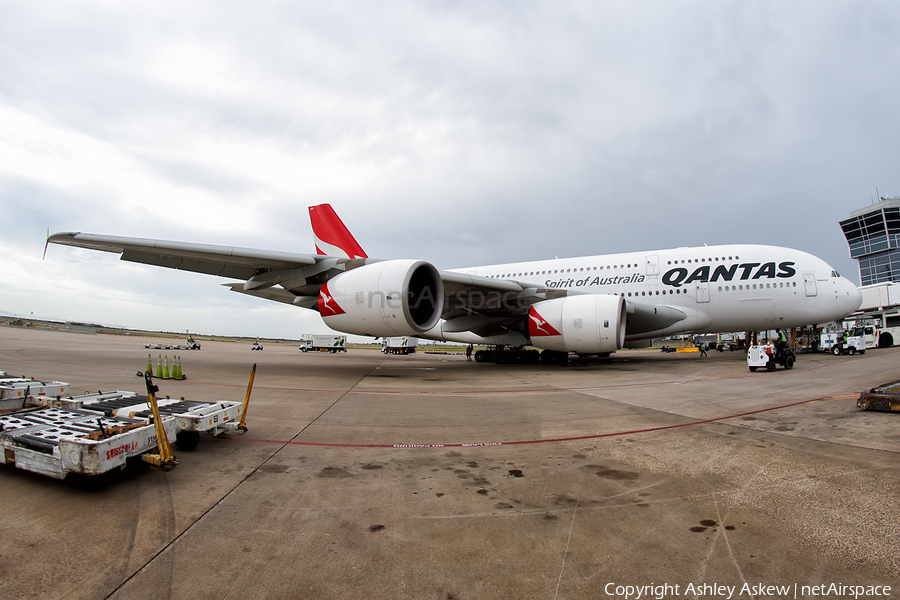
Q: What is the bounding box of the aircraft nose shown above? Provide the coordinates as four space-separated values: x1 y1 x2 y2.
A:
842 278 862 313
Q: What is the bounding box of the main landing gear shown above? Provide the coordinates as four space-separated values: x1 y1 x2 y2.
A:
472 346 612 365
474 346 542 364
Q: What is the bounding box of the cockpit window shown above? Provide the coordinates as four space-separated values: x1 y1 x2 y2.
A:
831 270 840 278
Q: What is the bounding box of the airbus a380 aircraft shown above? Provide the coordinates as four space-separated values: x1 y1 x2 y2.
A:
48 204 861 363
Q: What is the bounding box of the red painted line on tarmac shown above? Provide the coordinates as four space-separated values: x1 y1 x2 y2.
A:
226 395 843 449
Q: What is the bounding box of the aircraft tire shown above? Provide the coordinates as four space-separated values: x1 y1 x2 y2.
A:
474 350 487 363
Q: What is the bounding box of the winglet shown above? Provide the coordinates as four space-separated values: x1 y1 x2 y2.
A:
308 204 368 259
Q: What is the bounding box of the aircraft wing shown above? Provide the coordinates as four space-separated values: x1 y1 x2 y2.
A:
47 232 319 280
45 232 369 303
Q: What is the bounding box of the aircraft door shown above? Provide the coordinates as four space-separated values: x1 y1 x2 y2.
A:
645 255 659 276
803 273 817 297
695 282 710 303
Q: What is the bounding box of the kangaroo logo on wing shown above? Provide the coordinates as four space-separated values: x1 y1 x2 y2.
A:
528 307 561 337
318 282 346 317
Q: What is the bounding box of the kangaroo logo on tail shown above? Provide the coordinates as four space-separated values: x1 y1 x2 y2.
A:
308 204 368 259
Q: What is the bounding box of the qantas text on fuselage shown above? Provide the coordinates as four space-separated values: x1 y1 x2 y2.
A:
543 260 796 290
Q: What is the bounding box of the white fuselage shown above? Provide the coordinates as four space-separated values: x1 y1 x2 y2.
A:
441 244 861 344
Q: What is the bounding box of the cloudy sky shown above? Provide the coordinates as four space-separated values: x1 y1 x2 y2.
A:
1 2 898 338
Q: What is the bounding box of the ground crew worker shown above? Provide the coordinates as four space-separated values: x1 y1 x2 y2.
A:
465 344 473 361
775 329 788 362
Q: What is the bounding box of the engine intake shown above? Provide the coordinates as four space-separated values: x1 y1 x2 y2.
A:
319 260 444 337
527 294 625 353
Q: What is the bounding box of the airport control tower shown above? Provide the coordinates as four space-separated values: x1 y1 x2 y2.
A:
839 197 900 286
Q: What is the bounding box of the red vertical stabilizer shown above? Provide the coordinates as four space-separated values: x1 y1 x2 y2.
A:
308 204 368 259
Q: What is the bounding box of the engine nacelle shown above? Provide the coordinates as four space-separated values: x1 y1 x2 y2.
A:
527 294 626 353
319 260 444 337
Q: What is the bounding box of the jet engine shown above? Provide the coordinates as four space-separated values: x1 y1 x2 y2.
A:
527 294 626 353
319 260 444 337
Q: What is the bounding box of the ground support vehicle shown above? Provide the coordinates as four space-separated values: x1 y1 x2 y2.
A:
0 404 176 479
830 331 867 355
840 323 900 351
56 391 251 451
152 342 201 350
819 331 842 353
144 341 201 350
145 341 199 350
0 364 257 477
381 336 418 355
826 323 873 355
872 324 900 348
251 342 263 351
132 399 248 451
0 376 70 410
178 337 202 350
747 344 796 372
856 381 900 412
715 332 744 352
300 335 347 353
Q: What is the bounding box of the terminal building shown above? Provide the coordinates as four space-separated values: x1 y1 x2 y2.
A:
839 196 900 342
839 197 900 286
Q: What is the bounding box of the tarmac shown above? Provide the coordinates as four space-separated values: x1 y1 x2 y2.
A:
0 326 897 600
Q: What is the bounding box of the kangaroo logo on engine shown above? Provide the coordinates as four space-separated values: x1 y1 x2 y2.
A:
318 282 346 316
528 307 561 337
